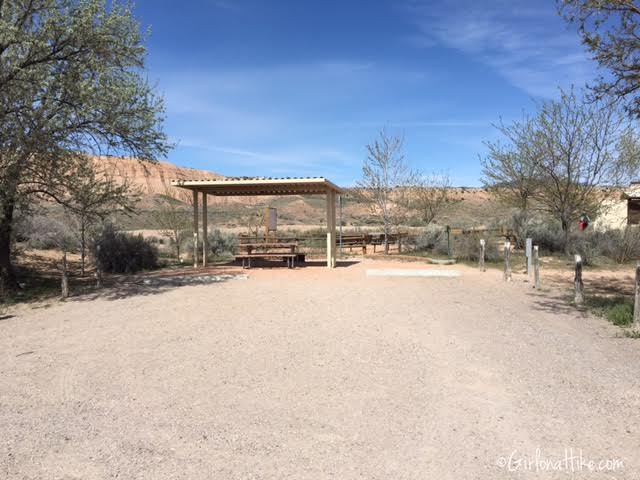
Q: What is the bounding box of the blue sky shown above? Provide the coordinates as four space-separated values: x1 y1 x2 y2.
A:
133 0 597 186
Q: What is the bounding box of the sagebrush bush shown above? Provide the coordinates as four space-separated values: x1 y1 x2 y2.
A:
208 229 237 257
91 224 158 273
20 215 76 251
524 222 566 254
453 233 500 262
411 225 447 253
607 303 634 326
597 227 640 263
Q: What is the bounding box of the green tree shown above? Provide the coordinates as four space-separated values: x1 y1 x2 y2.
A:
0 0 168 291
481 115 542 214
356 129 417 254
151 186 193 259
64 157 137 276
482 88 639 248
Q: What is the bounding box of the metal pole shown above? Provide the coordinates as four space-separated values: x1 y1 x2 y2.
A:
446 225 451 258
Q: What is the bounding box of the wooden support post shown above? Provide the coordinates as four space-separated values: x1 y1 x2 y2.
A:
193 190 199 268
634 261 640 330
574 254 584 305
338 195 343 258
479 239 486 272
326 190 334 268
533 245 541 289
398 234 402 254
202 192 208 267
503 241 512 282
61 251 69 299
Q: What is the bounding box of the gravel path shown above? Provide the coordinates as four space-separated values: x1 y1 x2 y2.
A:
1 259 639 479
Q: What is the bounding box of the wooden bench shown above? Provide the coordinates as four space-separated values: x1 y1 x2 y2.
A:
235 242 298 269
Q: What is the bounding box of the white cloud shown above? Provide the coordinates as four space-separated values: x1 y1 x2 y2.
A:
405 0 595 97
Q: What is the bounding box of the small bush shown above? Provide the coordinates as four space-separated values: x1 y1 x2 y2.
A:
411 226 447 253
208 229 237 257
20 215 76 251
586 296 634 326
595 227 640 263
453 233 500 262
92 224 158 274
525 222 566 254
607 303 634 326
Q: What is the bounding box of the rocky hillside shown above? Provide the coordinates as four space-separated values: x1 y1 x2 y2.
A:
92 156 223 198
91 156 513 229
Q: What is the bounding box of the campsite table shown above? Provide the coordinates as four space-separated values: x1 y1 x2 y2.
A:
236 242 298 268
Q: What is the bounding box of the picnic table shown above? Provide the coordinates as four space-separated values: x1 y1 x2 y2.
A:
235 242 299 269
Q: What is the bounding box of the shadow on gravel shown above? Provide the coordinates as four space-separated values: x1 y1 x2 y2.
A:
526 291 587 317
70 271 247 302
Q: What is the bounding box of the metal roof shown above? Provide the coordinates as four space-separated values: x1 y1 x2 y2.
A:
170 176 343 196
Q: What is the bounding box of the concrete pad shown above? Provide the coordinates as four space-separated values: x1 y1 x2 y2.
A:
366 268 461 278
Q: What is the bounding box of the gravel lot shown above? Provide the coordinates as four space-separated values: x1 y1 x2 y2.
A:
1 259 639 479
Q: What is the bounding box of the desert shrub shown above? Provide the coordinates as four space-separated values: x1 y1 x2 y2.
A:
509 211 531 249
525 222 566 253
20 215 76 251
91 224 158 273
596 227 640 263
407 226 449 256
608 303 634 326
453 233 500 262
208 229 237 257
586 296 634 326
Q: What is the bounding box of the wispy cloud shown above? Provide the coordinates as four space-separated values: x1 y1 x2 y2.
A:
404 0 595 97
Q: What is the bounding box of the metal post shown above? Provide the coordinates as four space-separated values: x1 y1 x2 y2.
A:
446 225 451 258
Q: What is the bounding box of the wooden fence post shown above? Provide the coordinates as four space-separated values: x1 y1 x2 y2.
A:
61 251 69 299
574 254 584 305
533 245 541 289
479 239 486 272
634 261 640 330
526 238 532 277
503 241 512 282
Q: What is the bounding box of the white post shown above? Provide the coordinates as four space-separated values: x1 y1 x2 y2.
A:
202 192 208 267
634 261 640 331
326 190 336 268
574 254 584 305
533 245 541 289
193 190 199 268
526 238 533 277
503 241 512 282
479 239 486 272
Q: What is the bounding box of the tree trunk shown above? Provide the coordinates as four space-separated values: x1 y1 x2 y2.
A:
0 198 17 293
383 223 389 255
80 223 86 277
561 216 570 253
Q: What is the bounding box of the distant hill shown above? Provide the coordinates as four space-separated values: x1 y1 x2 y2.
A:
92 156 223 199
91 156 513 230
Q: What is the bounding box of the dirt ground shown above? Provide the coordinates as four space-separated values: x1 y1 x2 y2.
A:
1 259 639 479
